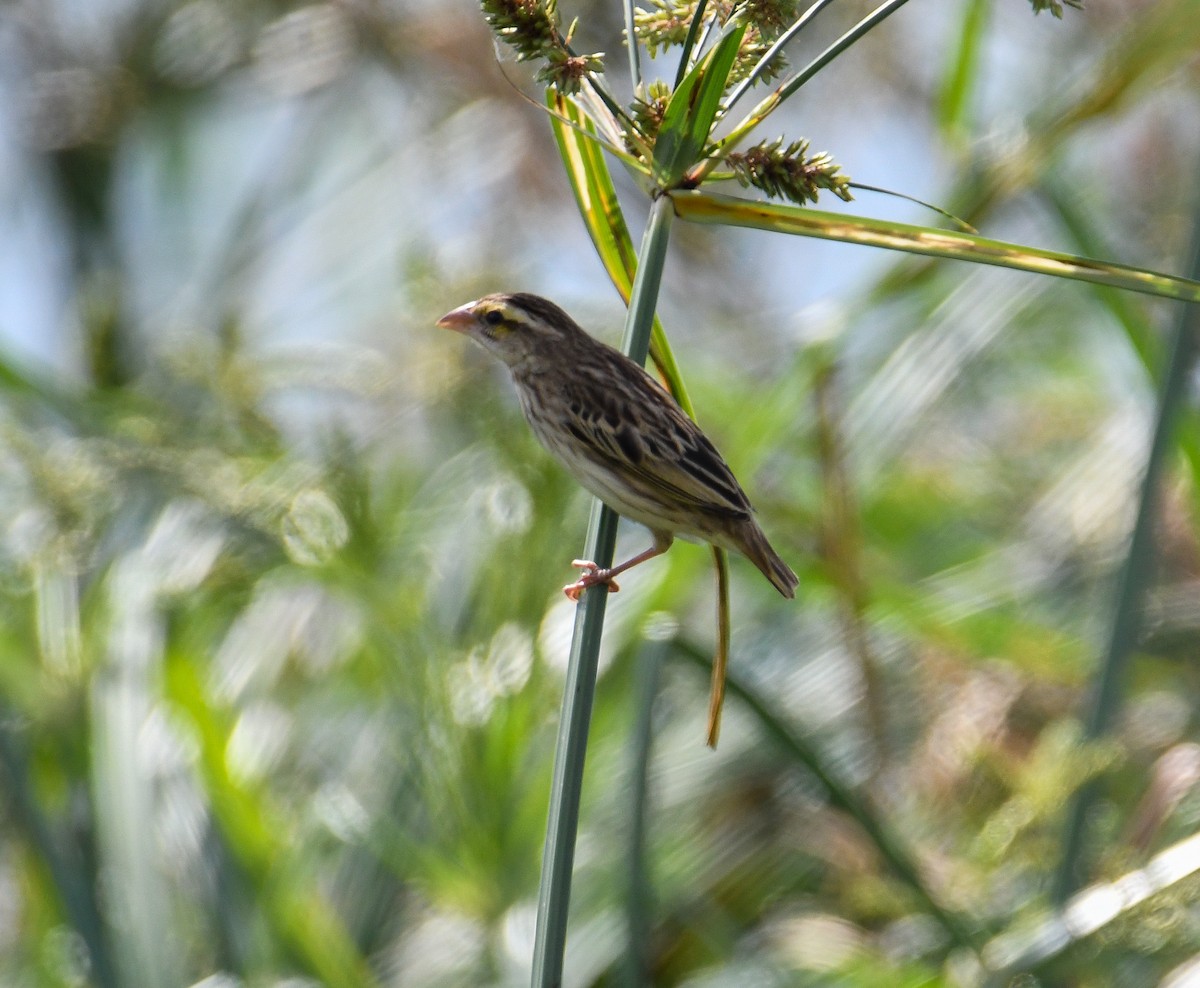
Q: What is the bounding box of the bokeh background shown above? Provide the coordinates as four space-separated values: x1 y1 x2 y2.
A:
2 0 1200 985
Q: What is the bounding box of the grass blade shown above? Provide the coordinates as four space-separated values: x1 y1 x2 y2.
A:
623 0 641 92
653 23 746 188
1041 178 1200 496
674 0 711 89
166 655 381 988
937 0 990 141
1053 199 1200 902
670 189 1200 302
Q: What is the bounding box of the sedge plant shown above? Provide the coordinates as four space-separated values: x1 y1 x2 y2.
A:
478 0 1200 984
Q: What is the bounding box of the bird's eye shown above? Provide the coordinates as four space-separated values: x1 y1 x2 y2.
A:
483 310 505 326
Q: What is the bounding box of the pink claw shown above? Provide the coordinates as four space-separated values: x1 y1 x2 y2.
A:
562 560 621 600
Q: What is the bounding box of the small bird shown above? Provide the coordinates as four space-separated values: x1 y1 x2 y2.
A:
437 293 798 601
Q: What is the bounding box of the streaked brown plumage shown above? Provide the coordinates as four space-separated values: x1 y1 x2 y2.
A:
437 292 798 601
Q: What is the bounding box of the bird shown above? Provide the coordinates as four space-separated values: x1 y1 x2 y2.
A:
437 292 798 602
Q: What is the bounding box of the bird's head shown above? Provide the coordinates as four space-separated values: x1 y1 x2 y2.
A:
436 293 580 370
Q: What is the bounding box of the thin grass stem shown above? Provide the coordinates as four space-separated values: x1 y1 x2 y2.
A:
936 0 990 141
1053 199 1200 903
531 194 676 987
705 545 731 746
701 0 916 177
723 0 839 114
623 0 642 92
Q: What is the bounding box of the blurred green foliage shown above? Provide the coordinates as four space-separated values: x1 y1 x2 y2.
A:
1 0 1199 986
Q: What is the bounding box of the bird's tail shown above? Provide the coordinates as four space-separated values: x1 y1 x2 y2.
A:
739 522 798 599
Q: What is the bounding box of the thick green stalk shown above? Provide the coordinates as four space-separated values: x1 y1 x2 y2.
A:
1053 207 1200 903
531 194 675 987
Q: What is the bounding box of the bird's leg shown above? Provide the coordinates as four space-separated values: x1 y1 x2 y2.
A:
563 532 674 601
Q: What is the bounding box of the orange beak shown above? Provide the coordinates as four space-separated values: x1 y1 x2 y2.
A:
436 302 477 332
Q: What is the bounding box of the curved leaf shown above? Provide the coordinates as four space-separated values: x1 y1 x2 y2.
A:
653 23 746 188
670 189 1200 302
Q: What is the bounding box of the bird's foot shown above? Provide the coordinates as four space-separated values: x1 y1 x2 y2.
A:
563 559 621 601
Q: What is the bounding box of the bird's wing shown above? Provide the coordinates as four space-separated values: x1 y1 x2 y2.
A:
564 359 753 519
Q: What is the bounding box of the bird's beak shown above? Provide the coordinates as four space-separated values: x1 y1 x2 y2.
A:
436 301 477 332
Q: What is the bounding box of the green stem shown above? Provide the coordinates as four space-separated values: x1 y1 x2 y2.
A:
623 0 641 93
936 0 989 141
531 194 675 987
1053 207 1200 903
623 641 665 986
